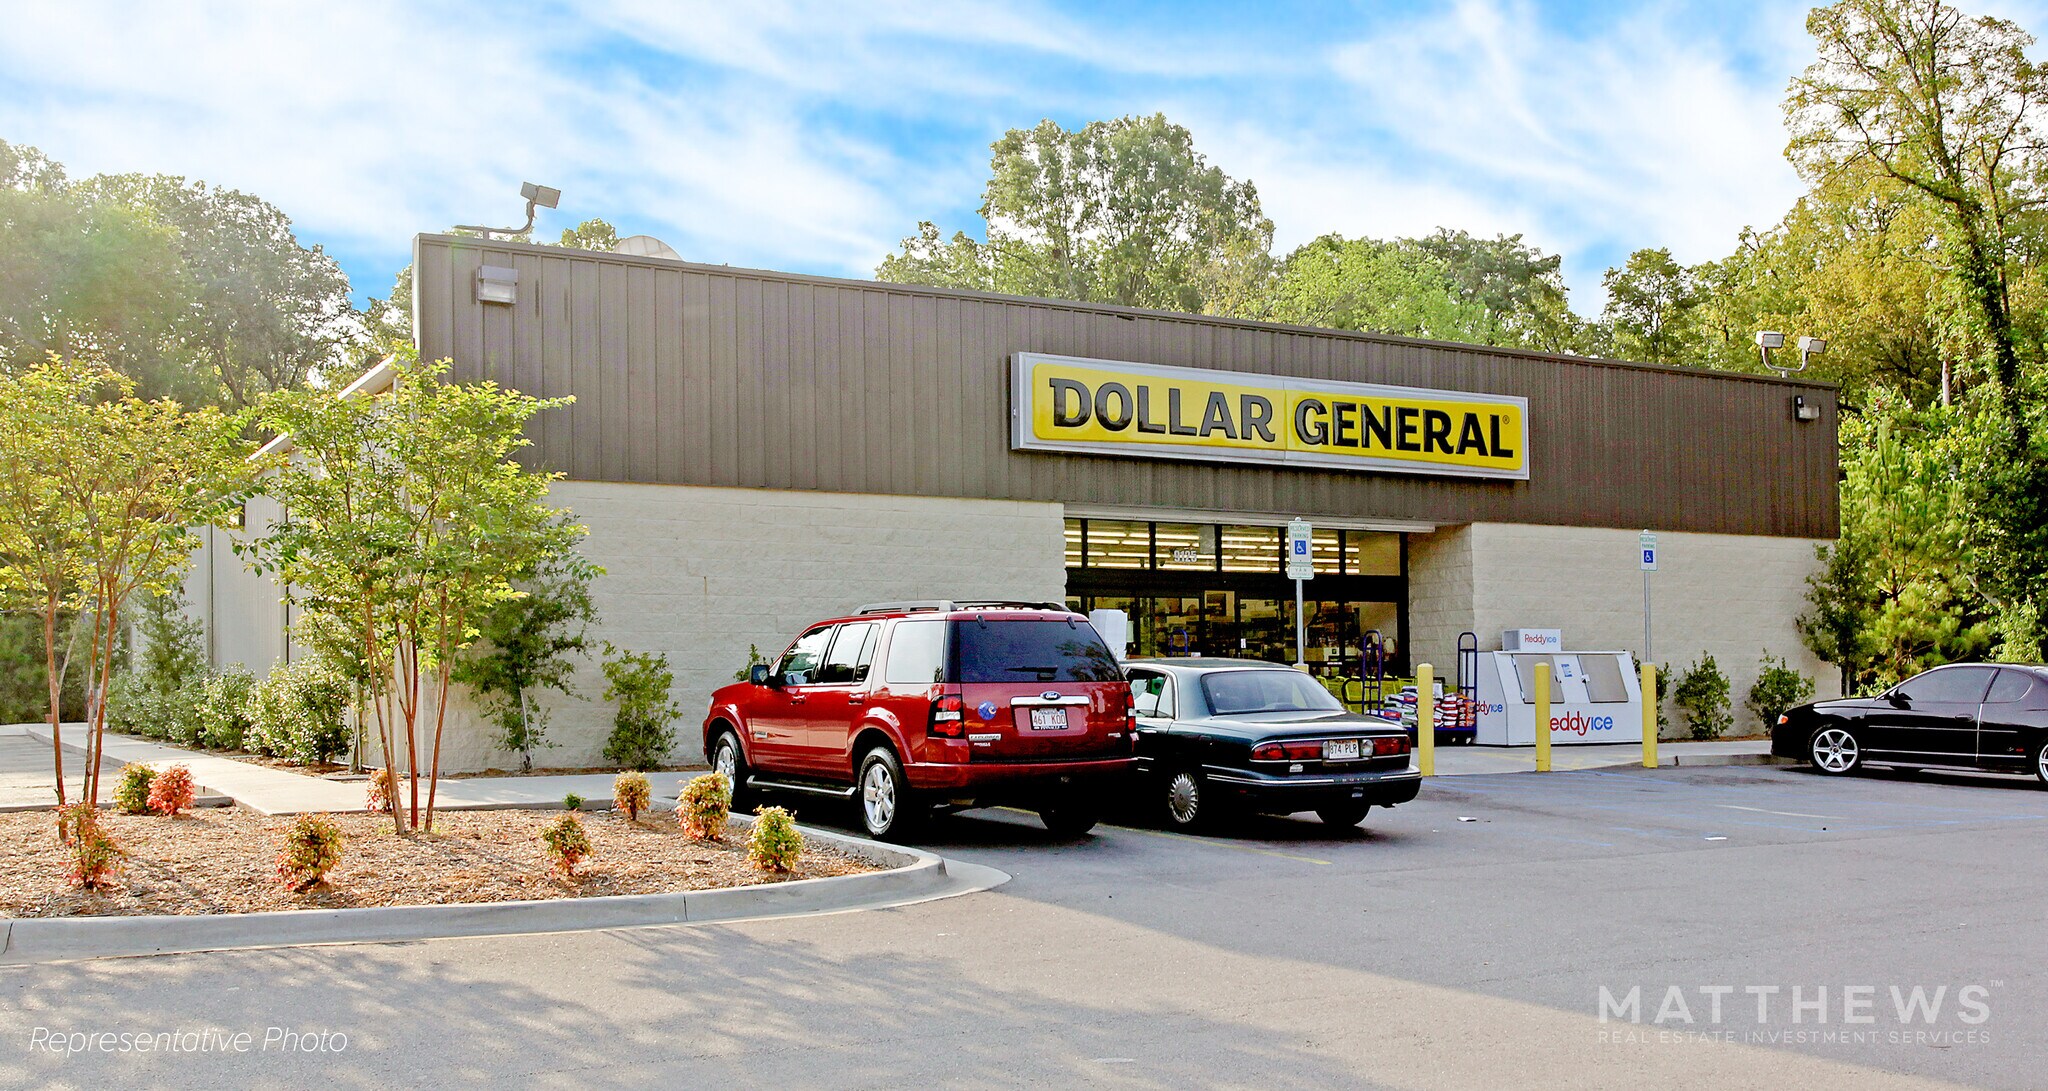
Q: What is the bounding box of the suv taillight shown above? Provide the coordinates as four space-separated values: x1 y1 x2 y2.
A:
1123 688 1137 731
929 691 966 738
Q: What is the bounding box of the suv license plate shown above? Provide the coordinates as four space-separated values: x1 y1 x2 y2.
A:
1029 708 1069 730
1323 739 1361 760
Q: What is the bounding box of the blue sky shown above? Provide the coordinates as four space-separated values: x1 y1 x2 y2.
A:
5 1 2047 314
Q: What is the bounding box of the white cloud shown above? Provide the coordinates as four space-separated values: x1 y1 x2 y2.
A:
1320 0 1808 304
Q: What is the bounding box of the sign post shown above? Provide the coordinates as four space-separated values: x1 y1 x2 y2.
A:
1639 530 1658 663
1287 519 1314 668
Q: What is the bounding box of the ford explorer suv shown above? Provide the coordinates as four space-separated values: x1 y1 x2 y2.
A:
703 601 1135 840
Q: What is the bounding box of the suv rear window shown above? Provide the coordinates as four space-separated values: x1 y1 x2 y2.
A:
948 619 1122 684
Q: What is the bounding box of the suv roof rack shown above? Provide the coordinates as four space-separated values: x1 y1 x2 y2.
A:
855 600 1076 616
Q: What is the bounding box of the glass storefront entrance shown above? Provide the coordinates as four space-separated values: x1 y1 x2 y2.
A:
1063 518 1408 680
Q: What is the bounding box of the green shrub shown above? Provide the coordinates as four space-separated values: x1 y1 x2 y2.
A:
197 667 257 750
732 644 767 682
147 763 196 816
747 806 803 873
276 813 345 892
613 771 651 821
1746 651 1816 732
540 813 592 875
563 791 584 811
245 659 351 765
58 803 121 890
104 589 207 739
113 763 156 815
679 772 731 841
601 644 684 770
1673 655 1733 740
153 678 210 746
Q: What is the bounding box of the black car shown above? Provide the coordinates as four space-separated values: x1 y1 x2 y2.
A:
1771 663 2048 782
1124 659 1421 830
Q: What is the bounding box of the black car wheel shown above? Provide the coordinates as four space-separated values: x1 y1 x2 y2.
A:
1316 803 1371 828
1163 769 1208 830
856 746 920 842
1810 726 1862 775
1039 804 1100 838
2033 738 2048 788
710 729 755 811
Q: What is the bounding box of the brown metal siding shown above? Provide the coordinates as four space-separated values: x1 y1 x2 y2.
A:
416 234 1839 539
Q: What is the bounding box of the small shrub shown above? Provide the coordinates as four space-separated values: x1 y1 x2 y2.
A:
113 763 157 815
1747 651 1816 732
601 644 684 770
147 763 197 816
156 678 210 746
276 813 345 892
563 791 584 811
1673 655 1733 741
747 805 803 873
366 768 399 813
678 772 731 841
732 643 767 682
196 667 258 750
245 658 351 765
540 813 593 875
613 771 651 821
58 804 121 890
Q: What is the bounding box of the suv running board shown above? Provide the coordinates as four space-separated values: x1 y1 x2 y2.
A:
746 777 858 799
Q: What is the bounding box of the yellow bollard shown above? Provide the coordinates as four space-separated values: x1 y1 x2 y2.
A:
1533 662 1552 772
1416 663 1435 777
1641 662 1659 769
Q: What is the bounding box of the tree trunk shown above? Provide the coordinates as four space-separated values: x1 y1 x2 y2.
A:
425 661 451 831
42 595 64 806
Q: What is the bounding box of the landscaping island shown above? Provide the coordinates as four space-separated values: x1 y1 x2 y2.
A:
0 807 874 919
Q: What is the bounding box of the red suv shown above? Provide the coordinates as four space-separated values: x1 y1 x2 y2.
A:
703 601 1135 840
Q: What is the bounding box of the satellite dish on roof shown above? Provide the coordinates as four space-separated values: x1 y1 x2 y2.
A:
616 234 682 260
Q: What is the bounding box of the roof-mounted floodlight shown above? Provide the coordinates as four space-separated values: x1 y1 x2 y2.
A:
454 182 562 240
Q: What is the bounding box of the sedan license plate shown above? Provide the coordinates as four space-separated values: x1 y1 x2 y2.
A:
1029 707 1070 731
1323 739 1361 761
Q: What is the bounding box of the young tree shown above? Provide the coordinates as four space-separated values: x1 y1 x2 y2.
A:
246 353 580 831
0 357 252 804
451 536 602 772
1601 248 1707 365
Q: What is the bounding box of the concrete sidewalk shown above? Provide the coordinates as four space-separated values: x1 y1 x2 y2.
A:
11 724 711 816
1426 737 1781 776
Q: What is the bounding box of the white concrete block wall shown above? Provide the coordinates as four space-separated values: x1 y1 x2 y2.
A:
1456 523 1836 737
1405 526 1474 679
417 482 1070 772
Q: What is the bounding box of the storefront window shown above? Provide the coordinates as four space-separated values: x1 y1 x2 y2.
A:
1312 528 1342 573
1347 531 1402 576
1064 519 1084 568
1154 523 1215 571
1084 520 1150 569
1220 525 1278 572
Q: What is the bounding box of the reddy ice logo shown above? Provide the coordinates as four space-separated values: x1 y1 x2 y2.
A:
1550 712 1615 736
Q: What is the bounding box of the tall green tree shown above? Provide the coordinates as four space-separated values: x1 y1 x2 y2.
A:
1265 234 1490 341
1601 248 1707 365
878 114 1274 314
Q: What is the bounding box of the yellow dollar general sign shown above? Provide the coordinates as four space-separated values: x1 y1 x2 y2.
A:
1010 353 1530 480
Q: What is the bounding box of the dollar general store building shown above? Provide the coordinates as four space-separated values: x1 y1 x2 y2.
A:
196 234 1841 770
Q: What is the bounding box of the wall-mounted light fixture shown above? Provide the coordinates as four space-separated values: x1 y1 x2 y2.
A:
476 265 518 305
1758 329 1825 378
1793 395 1821 422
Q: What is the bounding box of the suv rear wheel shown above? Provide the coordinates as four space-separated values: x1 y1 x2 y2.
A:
856 746 920 842
1039 803 1100 838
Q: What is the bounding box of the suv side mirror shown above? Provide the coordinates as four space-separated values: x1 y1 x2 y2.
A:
749 663 775 687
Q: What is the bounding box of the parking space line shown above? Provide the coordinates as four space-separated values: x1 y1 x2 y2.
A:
1103 824 1335 866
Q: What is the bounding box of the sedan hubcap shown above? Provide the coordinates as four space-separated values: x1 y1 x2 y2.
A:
862 763 896 830
1813 728 1857 772
1167 773 1200 825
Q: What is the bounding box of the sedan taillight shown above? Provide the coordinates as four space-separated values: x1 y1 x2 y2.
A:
1250 740 1325 762
1374 735 1410 757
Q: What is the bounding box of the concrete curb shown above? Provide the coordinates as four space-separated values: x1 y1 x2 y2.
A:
1665 752 1797 768
0 794 233 815
0 815 1008 966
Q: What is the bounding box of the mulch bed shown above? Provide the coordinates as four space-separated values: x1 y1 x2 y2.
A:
0 808 873 919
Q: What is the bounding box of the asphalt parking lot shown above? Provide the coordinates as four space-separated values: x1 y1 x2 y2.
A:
5 764 2042 1089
